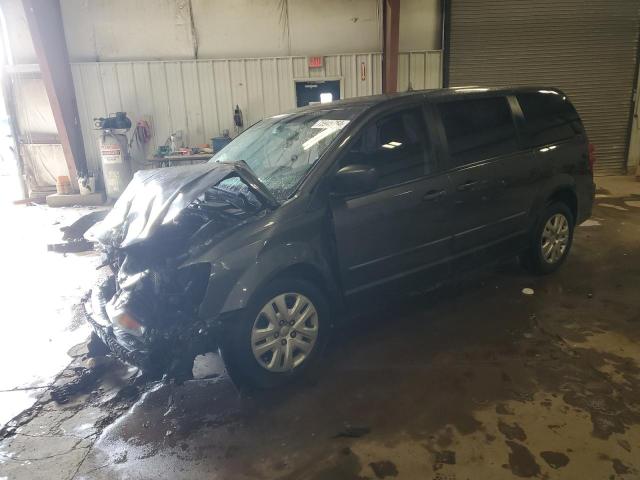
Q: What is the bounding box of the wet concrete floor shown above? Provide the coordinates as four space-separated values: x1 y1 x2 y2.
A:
1 176 640 479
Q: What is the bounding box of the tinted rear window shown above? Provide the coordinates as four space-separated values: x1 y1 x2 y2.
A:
516 91 580 147
437 96 518 166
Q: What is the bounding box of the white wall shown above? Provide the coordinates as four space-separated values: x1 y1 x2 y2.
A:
54 0 439 61
1 0 441 62
60 0 196 61
71 51 442 176
0 0 442 187
399 0 441 51
0 0 36 63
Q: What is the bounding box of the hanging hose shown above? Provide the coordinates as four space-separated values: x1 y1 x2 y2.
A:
130 120 152 149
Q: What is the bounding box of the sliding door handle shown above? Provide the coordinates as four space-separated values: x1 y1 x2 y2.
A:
423 190 446 201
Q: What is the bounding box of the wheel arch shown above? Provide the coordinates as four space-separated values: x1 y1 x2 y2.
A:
219 242 341 316
547 186 578 223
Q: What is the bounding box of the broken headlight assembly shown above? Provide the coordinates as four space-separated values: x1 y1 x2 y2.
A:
108 262 212 331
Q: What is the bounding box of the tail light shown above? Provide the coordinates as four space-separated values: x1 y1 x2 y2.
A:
588 143 596 172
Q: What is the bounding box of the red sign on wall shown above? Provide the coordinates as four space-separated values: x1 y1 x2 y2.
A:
308 56 323 68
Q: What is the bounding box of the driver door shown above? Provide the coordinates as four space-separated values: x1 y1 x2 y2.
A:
329 103 454 303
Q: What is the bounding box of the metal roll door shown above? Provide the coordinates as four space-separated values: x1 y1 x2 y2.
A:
446 0 639 175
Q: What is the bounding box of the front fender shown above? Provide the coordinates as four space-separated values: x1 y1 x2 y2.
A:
220 239 335 314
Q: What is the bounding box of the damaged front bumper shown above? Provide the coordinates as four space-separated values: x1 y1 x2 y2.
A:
82 271 220 379
82 279 153 370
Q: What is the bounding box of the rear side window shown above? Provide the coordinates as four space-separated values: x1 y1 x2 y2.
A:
437 96 518 166
516 91 580 147
343 107 433 189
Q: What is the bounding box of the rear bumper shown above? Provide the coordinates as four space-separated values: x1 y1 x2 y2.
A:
577 179 596 224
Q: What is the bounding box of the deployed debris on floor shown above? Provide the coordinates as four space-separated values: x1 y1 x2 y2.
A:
47 209 109 254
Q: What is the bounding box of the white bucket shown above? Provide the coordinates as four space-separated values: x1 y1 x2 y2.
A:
79 176 96 195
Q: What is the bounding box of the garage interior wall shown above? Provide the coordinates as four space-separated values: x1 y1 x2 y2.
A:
70 51 442 175
446 0 640 175
0 0 441 190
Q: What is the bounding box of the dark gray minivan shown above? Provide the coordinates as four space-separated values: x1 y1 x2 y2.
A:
85 86 595 388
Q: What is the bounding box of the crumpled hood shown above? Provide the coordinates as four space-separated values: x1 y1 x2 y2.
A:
86 161 277 249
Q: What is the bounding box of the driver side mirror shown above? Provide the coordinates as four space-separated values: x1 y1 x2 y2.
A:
332 164 379 196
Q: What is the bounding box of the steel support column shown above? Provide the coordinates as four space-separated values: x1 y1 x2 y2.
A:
22 0 86 188
382 0 400 94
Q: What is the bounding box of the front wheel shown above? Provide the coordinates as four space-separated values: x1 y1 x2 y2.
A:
219 277 329 389
521 201 574 275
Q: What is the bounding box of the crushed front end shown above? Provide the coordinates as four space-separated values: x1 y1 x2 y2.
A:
83 256 213 379
82 162 276 380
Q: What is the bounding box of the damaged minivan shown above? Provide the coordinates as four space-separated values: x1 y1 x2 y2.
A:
84 87 594 388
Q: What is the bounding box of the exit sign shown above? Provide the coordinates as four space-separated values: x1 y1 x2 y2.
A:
308 56 323 68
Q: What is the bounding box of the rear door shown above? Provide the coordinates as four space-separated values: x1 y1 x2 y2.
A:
330 103 453 301
433 95 525 271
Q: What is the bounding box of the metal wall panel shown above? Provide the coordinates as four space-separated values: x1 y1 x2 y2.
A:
70 51 442 174
447 0 639 175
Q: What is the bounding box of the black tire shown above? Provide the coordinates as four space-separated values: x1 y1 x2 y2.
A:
521 201 574 275
219 277 330 389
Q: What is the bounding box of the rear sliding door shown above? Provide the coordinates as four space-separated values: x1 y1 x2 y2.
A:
433 95 530 272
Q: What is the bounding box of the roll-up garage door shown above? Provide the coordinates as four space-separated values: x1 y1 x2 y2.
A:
446 0 639 175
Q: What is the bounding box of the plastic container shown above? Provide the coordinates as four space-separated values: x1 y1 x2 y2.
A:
211 136 232 153
56 176 72 195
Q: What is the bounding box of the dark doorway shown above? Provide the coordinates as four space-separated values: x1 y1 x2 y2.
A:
295 80 341 107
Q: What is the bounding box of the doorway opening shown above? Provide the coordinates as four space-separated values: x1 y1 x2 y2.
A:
295 80 341 108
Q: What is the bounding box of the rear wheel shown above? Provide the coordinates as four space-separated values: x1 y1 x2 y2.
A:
220 277 329 389
521 201 574 275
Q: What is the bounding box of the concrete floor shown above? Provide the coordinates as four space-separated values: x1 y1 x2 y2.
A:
0 199 99 427
1 176 640 479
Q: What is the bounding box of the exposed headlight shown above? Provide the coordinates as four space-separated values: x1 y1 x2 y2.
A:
106 301 145 337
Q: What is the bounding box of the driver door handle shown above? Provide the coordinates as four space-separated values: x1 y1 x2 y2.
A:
423 189 446 201
457 180 478 191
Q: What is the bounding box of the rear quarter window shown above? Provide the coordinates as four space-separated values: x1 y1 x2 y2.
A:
516 91 581 147
437 96 518 167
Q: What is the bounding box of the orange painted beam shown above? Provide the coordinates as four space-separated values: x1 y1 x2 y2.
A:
22 0 86 188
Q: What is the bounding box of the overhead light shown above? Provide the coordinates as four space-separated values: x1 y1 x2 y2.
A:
388 141 402 147
382 144 395 149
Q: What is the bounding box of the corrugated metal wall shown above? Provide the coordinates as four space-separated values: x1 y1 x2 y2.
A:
70 51 442 174
446 0 639 175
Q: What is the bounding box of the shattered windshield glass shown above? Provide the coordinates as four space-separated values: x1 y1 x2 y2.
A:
211 107 364 202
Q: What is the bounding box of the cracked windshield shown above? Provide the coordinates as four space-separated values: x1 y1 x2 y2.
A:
211 108 363 202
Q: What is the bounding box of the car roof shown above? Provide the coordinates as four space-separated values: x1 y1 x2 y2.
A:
295 86 564 114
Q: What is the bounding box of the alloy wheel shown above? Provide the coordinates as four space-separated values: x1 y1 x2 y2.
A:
541 213 569 264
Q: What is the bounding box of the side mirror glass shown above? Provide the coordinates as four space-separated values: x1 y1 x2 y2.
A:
332 164 378 196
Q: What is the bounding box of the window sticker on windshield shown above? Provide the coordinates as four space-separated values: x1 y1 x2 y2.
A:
311 119 350 129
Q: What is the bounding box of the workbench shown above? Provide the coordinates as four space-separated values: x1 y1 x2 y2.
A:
147 153 212 168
